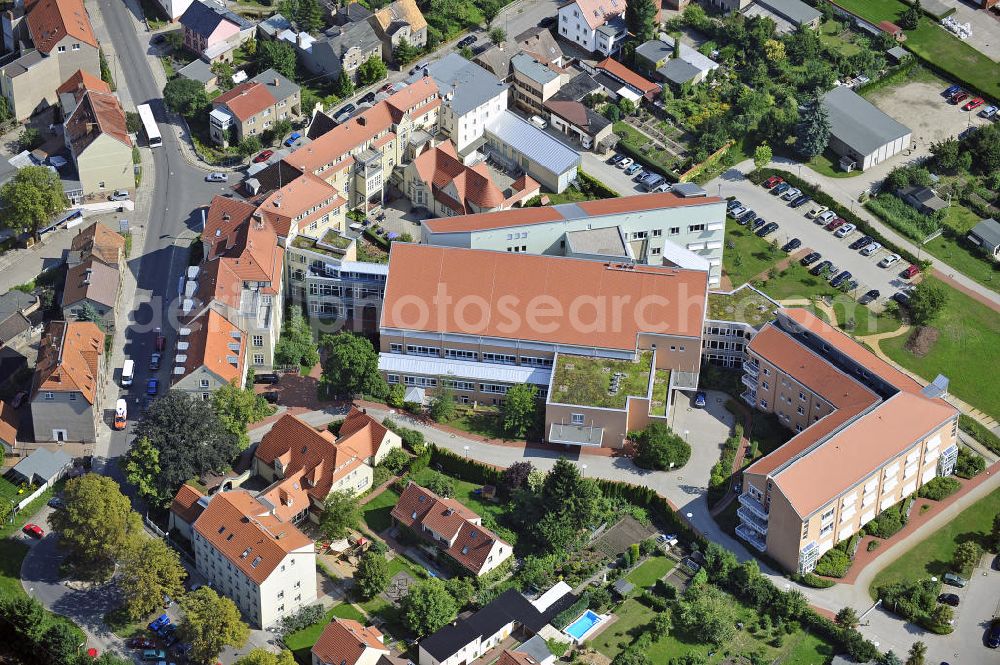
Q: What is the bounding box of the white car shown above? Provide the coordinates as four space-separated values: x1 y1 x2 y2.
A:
109 189 130 201
206 172 228 182
617 157 634 169
816 210 837 224
878 253 901 268
806 205 828 219
730 206 747 218
834 223 856 238
860 242 882 256
781 187 801 201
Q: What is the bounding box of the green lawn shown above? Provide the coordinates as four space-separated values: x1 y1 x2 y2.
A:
626 556 675 588
759 262 842 301
807 150 864 178
870 487 1000 597
940 204 982 234
723 218 782 287
880 276 1000 418
832 299 903 336
409 468 507 526
283 603 367 661
922 235 1000 294
818 20 863 57
362 487 400 534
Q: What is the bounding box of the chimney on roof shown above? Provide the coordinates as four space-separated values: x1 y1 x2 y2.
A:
82 268 92 284
223 212 231 221
273 77 279 86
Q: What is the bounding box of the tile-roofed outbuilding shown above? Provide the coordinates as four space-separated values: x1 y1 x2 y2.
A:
62 259 119 309
24 0 97 53
70 222 125 267
595 57 661 99
312 619 388 665
170 483 206 525
65 90 132 155
32 320 103 403
57 69 111 97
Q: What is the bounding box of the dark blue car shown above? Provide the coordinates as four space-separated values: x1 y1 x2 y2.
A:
694 391 707 408
146 378 159 396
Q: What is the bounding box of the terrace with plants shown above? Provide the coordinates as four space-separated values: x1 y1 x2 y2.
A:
289 230 355 259
707 286 778 328
550 352 653 410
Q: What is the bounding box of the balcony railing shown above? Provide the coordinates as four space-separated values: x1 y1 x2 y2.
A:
738 493 769 521
736 507 768 535
799 541 820 572
741 389 756 406
741 374 758 390
743 360 759 377
735 524 767 552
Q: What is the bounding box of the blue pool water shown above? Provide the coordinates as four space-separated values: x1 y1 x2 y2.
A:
565 610 602 640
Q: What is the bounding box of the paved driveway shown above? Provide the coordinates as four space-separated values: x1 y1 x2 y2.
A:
720 172 913 307
580 152 658 196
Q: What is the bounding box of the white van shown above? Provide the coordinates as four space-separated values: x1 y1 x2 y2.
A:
529 115 548 129
121 359 135 387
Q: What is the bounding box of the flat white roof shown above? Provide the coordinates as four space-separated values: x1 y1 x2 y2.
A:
378 353 551 385
531 581 573 612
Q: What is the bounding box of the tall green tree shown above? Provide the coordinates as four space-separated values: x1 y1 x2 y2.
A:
394 38 421 65
481 0 502 25
258 40 298 80
753 143 773 170
502 383 538 437
128 391 241 506
179 588 250 665
908 280 947 325
625 0 657 43
235 649 296 665
274 308 319 368
49 474 142 579
336 69 355 98
794 96 830 159
123 435 161 504
906 641 927 665
488 27 506 45
357 55 388 86
428 381 456 422
163 78 210 118
0 166 68 239
118 537 187 620
320 490 361 540
898 0 921 30
401 578 457 637
355 551 390 599
632 423 691 470
280 0 324 32
212 380 272 451
835 606 859 631
44 622 82 665
952 541 982 572
319 332 387 398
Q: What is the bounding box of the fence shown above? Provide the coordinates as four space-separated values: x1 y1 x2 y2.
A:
15 483 48 512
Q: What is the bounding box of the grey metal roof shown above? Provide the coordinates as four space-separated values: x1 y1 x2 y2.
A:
257 13 291 38
485 111 580 175
0 290 37 319
969 218 1000 249
511 53 559 85
178 58 215 84
251 68 299 103
653 35 719 73
886 46 909 60
635 40 671 64
755 0 820 25
10 448 72 484
516 636 553 663
551 71 602 102
821 86 911 157
565 226 627 256
658 58 701 85
414 53 508 116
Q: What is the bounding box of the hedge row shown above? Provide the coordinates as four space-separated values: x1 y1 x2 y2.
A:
748 168 931 269
959 414 1000 455
707 424 743 507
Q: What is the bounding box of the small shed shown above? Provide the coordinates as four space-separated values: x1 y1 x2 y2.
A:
612 578 635 598
878 21 905 41
885 46 910 64
968 218 1000 261
9 448 73 486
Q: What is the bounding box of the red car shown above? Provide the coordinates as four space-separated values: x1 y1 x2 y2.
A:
825 217 846 231
902 264 920 279
22 524 43 538
763 175 783 189
379 82 395 94
951 91 969 105
963 97 984 112
253 149 274 163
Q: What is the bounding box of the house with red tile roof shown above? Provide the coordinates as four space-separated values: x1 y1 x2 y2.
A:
390 482 512 576
312 618 391 665
30 320 105 443
62 77 134 198
736 308 959 573
556 0 628 56
337 407 402 465
209 68 301 147
594 58 661 102
402 141 539 217
0 0 100 120
171 487 317 628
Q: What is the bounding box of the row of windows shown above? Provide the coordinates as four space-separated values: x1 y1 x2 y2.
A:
388 345 553 367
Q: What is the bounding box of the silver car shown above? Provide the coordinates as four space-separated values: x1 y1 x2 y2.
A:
860 242 882 256
206 172 228 182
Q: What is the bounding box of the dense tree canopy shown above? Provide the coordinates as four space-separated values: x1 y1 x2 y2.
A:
632 423 691 470
795 96 831 159
401 578 457 637
0 166 68 238
212 380 273 451
179 588 249 665
320 490 362 540
320 333 387 398
163 78 210 118
258 40 297 80
502 383 538 437
274 307 319 369
118 537 187 620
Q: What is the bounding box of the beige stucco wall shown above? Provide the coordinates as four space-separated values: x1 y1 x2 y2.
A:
76 133 134 196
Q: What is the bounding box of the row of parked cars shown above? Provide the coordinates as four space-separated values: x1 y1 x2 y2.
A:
608 153 671 192
944 84 997 117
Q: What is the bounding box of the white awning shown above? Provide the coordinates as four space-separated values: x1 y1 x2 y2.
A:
615 86 642 103
378 354 551 385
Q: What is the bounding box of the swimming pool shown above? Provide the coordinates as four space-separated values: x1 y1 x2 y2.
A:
564 610 604 642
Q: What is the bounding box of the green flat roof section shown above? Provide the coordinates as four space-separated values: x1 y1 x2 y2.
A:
707 286 779 327
550 351 652 409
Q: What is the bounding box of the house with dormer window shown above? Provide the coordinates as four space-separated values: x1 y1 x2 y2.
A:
556 0 628 56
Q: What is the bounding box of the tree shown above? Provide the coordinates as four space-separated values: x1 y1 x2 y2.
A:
0 96 11 125
908 280 947 325
632 423 691 470
0 166 67 239
267 119 293 147
602 103 621 122
618 98 636 116
753 143 773 170
502 383 538 437
898 0 921 30
18 127 42 151
211 60 235 91
99 47 116 90
538 458 601 540
444 576 476 608
0 595 47 642
163 77 210 118
258 40 297 80
238 135 263 157
795 96 830 159
234 649 296 665
488 27 507 45
764 38 785 62
674 583 738 645
118 537 187 620
929 137 962 172
44 622 82 665
906 641 927 665
929 603 952 628
128 391 242 506
423 471 454 497
320 490 362 540
357 55 388 86
625 0 657 43
500 461 534 495
212 380 273 451
835 606 860 631
336 69 355 98
394 38 421 65
428 381 456 422
882 651 903 665
179 588 249 665
991 513 1000 552
280 0 324 32
378 447 410 475
49 474 142 578
401 578 457 636
355 551 390 599
481 0 502 25
76 301 104 326
320 333 387 398
612 651 652 665
952 541 983 572
387 383 405 408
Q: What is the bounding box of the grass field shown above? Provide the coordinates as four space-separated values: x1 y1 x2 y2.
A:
922 235 1000 294
879 276 1000 418
723 218 783 287
362 487 400 534
807 150 864 178
759 262 843 301
625 556 676 588
283 603 366 661
832 299 902 336
869 487 1000 597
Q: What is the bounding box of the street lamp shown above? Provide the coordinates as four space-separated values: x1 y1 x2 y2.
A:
463 445 470 458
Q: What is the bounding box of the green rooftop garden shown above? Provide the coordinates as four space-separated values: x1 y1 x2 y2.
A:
707 287 778 328
550 351 652 409
321 229 353 249
651 369 670 417
290 232 353 258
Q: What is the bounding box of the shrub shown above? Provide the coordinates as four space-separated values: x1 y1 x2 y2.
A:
552 593 590 629
917 477 961 501
278 604 325 637
791 572 835 588
632 423 691 470
868 506 905 539
707 424 743 507
865 194 942 242
814 548 851 578
867 540 880 552
959 415 1000 455
955 448 986 479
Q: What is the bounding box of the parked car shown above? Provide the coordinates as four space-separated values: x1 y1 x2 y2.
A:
849 235 874 250
762 175 783 188
624 163 642 176
950 91 969 105
254 373 279 384
47 497 65 510
457 34 476 48
205 172 227 182
859 289 880 305
756 222 779 237
980 105 997 119
781 187 801 201
782 238 802 252
988 619 1000 648
789 194 811 208
809 260 832 276
752 216 767 230
771 182 790 196
616 157 634 169
148 615 170 632
359 92 376 105
962 97 984 112
22 524 43 538
141 649 166 661
109 190 130 201
892 291 911 306
284 132 302 147
252 149 274 163
262 391 279 404
150 353 161 370
878 253 901 268
608 153 624 165
114 398 127 431
800 251 821 266
693 391 707 408
641 175 666 191
726 199 742 211
937 593 960 607
901 264 920 279
409 62 429 75
127 638 155 649
942 572 967 588
825 217 846 231
830 270 852 287
943 84 962 97
652 182 671 193
834 223 856 238
860 242 882 256
806 205 828 219
729 205 747 218
737 210 756 224
816 210 836 224
633 169 649 181
146 378 159 396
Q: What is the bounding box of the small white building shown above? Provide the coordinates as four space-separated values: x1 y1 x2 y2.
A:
821 86 912 172
557 0 628 56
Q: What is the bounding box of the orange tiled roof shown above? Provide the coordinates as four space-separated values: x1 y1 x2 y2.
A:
312 619 387 665
70 221 124 266
24 0 97 53
412 141 506 214
32 321 103 403
57 69 111 98
0 400 19 447
336 407 390 462
65 90 132 155
170 483 206 525
595 58 661 97
255 172 345 238
191 489 313 586
371 0 427 33
203 195 258 253
174 308 245 385
213 81 276 122
381 244 708 349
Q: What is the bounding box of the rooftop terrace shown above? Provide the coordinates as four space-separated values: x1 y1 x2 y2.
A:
289 230 354 259
550 351 653 409
707 286 778 328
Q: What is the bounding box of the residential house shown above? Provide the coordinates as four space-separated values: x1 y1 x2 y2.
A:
735 308 959 573
170 308 248 396
481 111 579 193
209 68 301 146
337 406 402 465
312 619 390 665
170 486 318 628
420 190 727 286
635 37 719 87
0 290 39 350
302 20 382 82
61 259 119 328
417 586 574 665
543 98 613 151
897 185 948 216
378 244 710 448
179 0 254 63
55 69 109 114
391 482 513 576
155 0 197 22
510 52 566 115
402 140 539 217
593 58 661 103
177 58 219 91
742 0 820 33
252 171 346 240
556 0 628 56
474 27 563 81
0 400 17 454
0 0 100 121
30 320 104 442
498 637 555 665
8 447 72 486
68 221 126 269
821 86 911 172
257 13 292 41
253 412 375 523
61 76 134 197
967 218 1000 260
368 0 427 61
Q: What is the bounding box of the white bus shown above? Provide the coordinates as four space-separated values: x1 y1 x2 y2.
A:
136 103 162 148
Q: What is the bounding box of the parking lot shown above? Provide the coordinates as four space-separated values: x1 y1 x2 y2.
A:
721 174 916 308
